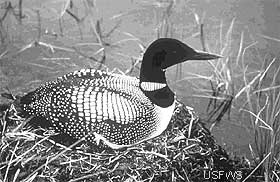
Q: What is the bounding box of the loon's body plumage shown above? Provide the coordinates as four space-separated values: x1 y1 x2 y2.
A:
19 38 221 149
22 69 175 148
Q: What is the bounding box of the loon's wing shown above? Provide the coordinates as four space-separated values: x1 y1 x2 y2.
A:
21 69 158 147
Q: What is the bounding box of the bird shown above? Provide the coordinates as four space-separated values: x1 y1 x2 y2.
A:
14 38 221 149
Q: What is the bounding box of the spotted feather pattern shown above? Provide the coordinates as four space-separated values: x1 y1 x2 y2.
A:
22 69 174 148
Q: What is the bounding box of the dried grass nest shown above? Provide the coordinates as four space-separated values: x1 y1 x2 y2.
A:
0 100 253 182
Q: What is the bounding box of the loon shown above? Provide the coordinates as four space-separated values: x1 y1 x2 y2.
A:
17 38 221 149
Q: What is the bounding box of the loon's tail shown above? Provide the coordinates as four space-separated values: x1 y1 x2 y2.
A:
19 91 36 106
1 91 77 146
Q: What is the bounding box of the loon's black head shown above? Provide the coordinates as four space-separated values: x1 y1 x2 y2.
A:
139 38 222 107
140 38 222 83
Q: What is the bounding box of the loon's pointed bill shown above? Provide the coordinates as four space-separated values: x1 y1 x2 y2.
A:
190 51 222 60
18 38 222 150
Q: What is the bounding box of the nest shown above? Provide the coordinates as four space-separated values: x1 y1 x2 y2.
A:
0 100 251 182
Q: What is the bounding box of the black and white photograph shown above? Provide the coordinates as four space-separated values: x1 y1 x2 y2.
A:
0 0 279 181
